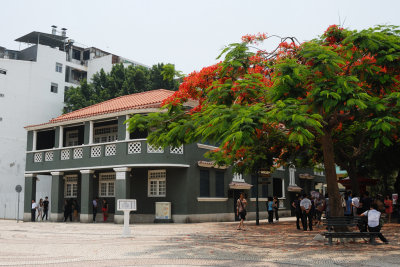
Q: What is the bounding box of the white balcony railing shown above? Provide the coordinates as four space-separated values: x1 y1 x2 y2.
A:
30 139 184 163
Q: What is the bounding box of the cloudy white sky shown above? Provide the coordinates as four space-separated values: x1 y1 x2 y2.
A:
1 0 400 74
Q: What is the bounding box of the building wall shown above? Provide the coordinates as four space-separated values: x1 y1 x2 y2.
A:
0 44 77 219
86 55 113 82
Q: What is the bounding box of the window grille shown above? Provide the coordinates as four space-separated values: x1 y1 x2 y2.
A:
91 146 102 157
148 170 166 197
105 144 116 156
93 125 118 144
128 142 141 154
147 144 164 153
61 149 70 160
34 152 42 163
45 151 54 161
73 148 83 159
170 145 184 154
66 130 79 146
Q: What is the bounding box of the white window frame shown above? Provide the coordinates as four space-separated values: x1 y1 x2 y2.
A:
65 129 79 147
64 175 78 198
93 124 118 144
148 170 166 197
51 82 58 93
55 62 63 73
99 173 116 197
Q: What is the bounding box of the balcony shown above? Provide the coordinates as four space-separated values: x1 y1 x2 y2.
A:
26 139 186 173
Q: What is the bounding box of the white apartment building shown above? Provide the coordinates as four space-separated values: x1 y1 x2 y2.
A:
0 27 148 220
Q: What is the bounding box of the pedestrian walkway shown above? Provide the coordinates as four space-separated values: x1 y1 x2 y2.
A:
0 218 398 266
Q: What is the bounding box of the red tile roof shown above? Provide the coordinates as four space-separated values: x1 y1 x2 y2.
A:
26 89 175 129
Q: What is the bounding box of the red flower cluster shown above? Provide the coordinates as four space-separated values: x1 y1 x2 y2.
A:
241 33 268 44
323 25 345 44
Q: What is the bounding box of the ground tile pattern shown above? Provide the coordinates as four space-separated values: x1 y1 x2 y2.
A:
0 218 399 266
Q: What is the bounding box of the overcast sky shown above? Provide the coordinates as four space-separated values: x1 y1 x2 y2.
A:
1 0 400 74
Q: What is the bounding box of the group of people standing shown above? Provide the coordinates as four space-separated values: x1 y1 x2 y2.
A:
292 192 393 237
63 199 80 222
92 197 109 223
30 197 49 222
344 191 394 223
236 193 280 230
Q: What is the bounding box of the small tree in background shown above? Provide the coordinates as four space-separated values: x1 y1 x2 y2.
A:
63 63 181 113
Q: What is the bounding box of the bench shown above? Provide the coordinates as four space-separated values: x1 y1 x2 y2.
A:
323 216 382 245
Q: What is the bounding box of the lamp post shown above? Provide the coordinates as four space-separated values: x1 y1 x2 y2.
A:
255 170 259 225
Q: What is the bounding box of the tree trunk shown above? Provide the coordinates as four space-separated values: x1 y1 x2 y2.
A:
382 174 389 196
321 129 343 217
347 161 360 197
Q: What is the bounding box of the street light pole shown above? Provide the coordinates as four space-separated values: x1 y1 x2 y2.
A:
255 171 259 225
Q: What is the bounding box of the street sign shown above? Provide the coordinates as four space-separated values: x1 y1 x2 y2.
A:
117 199 137 211
117 199 137 238
15 185 22 223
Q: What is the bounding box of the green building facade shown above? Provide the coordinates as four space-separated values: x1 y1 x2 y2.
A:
24 90 326 223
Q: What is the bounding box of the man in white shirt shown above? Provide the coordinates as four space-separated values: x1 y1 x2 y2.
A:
300 194 313 231
361 203 388 244
31 199 37 222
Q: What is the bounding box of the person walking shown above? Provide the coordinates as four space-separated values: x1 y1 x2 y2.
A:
36 198 44 221
31 199 37 222
42 196 49 221
273 196 279 222
360 203 389 244
300 194 313 231
292 194 302 230
384 195 393 223
92 197 98 223
267 197 274 224
236 192 247 230
102 199 108 222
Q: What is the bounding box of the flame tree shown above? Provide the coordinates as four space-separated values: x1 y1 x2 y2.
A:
128 25 400 217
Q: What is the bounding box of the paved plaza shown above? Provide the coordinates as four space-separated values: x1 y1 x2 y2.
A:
0 218 399 267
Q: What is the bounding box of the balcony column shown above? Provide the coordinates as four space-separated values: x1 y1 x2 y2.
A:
282 178 286 198
125 115 130 141
32 131 37 151
50 172 64 222
58 126 63 148
80 170 94 223
23 173 37 221
113 167 131 224
89 121 94 144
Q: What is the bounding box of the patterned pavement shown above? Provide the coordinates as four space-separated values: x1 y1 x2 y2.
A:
0 217 399 266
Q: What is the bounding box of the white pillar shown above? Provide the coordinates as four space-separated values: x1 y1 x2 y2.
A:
125 115 130 141
89 121 94 144
59 126 63 148
289 164 296 186
282 178 285 198
32 131 37 151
